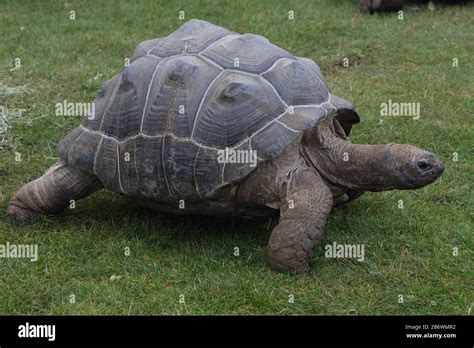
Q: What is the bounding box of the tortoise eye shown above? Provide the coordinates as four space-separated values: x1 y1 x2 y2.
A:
221 82 247 101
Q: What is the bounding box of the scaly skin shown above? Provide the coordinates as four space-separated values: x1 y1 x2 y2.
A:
268 168 332 274
7 161 102 226
237 142 333 274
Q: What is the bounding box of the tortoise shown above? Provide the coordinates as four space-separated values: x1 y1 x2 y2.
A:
358 0 468 13
7 19 444 274
358 0 404 13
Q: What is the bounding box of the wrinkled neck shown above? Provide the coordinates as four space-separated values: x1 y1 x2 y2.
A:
301 119 395 191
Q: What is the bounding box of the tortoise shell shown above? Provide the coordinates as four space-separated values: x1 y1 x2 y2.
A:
59 19 359 200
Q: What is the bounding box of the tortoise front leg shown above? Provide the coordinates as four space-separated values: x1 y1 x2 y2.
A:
269 168 333 274
7 161 102 226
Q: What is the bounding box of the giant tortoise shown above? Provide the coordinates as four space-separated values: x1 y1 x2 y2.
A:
7 19 444 274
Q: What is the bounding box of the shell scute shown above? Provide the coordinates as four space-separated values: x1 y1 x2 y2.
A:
191 71 286 148
201 33 293 73
149 19 235 57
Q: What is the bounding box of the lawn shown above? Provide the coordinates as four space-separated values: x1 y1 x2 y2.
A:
0 0 472 315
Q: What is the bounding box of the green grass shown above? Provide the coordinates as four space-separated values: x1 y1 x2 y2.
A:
0 0 473 315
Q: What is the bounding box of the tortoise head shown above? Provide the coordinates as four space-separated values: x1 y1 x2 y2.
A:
383 144 445 190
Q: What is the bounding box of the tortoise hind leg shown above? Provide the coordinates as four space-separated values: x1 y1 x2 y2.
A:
7 161 102 226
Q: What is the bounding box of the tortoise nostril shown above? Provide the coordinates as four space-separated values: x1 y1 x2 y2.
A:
417 159 433 171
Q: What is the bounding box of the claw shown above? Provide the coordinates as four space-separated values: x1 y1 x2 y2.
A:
6 204 40 227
